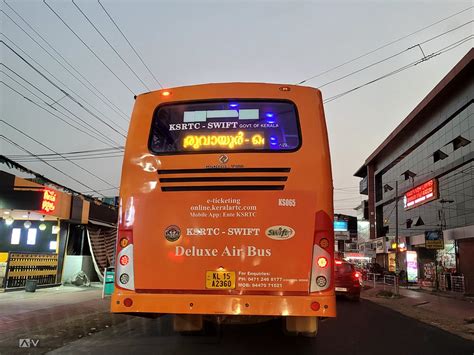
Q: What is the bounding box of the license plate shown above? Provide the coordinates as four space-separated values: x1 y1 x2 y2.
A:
206 271 235 289
335 287 348 292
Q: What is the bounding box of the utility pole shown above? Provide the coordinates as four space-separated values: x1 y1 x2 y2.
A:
394 181 399 294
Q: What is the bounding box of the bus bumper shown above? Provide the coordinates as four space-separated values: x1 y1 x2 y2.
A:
111 291 336 317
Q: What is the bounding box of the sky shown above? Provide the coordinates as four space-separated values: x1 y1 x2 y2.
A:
0 0 472 215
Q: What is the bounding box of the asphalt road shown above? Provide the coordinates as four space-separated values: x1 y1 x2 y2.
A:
49 298 473 355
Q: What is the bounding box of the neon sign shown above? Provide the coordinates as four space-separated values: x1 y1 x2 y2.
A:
41 189 57 213
403 179 438 210
183 132 265 150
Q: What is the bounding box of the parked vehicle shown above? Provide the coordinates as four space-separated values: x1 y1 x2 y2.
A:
335 259 361 301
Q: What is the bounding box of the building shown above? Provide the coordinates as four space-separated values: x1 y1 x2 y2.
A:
354 49 473 293
0 162 118 291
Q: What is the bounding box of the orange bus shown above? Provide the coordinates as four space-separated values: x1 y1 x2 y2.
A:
111 82 335 336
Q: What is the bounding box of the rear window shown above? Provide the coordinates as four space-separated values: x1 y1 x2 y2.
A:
148 100 301 154
335 263 354 274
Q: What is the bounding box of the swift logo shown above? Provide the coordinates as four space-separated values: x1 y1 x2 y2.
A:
265 226 295 240
19 339 39 348
219 155 229 164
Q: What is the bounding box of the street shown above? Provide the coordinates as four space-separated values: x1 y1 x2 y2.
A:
48 298 473 355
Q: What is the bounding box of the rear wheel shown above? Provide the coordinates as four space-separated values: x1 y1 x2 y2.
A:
285 316 318 337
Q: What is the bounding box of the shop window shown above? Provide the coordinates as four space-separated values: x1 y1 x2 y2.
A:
50 240 57 250
433 149 448 163
27 228 37 245
450 135 470 151
401 170 416 180
11 228 21 245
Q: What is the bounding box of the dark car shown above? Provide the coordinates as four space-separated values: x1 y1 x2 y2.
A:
335 260 361 301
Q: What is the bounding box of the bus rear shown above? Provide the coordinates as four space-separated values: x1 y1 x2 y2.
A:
111 83 335 335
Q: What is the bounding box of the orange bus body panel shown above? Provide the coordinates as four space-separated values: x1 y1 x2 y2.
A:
112 83 335 317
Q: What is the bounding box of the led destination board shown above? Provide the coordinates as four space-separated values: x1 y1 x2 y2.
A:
149 100 300 154
403 179 439 210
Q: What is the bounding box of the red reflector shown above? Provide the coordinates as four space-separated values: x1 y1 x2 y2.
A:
310 302 320 311
123 298 133 307
317 257 328 268
120 255 129 266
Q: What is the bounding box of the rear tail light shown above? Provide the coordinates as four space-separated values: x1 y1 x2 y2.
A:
354 272 361 279
317 257 328 268
116 229 135 290
119 255 129 266
310 211 334 292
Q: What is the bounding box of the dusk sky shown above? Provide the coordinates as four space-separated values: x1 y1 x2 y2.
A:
1 0 472 215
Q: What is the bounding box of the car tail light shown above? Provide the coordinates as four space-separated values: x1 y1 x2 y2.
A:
116 229 135 290
354 272 361 279
310 210 333 292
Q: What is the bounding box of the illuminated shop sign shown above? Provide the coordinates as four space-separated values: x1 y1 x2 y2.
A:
334 221 348 232
41 189 57 213
403 179 438 210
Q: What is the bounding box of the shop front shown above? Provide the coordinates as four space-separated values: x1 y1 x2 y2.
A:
0 171 87 290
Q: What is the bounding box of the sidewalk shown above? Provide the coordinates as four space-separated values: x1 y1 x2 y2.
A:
0 284 128 354
362 283 474 341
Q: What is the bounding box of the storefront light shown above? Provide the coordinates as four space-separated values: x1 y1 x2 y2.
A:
24 220 31 229
5 216 14 226
39 223 47 231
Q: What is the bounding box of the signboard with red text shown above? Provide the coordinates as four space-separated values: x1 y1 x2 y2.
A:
403 179 438 210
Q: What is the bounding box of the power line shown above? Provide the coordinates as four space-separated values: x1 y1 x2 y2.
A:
81 186 119 194
0 136 105 196
317 21 472 90
97 0 164 89
3 0 130 121
9 146 124 158
0 66 122 147
297 5 473 84
12 154 124 163
72 0 151 91
1 39 127 138
0 4 128 129
1 120 116 189
43 0 135 95
1 80 121 148
323 35 472 104
0 33 129 137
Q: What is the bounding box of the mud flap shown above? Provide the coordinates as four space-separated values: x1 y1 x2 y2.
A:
285 316 318 337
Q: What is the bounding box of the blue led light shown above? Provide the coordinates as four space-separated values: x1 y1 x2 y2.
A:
229 103 239 108
270 136 277 142
267 119 276 124
270 142 278 146
265 113 274 118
